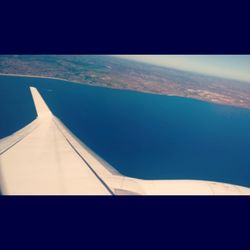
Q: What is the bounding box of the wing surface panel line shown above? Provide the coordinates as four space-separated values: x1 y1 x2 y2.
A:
52 119 115 195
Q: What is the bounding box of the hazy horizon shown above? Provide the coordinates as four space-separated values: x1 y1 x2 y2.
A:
114 55 250 83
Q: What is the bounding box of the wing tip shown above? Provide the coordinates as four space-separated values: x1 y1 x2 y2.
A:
30 87 52 117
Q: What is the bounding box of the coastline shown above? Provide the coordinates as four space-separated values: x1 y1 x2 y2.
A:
0 73 71 83
0 73 249 110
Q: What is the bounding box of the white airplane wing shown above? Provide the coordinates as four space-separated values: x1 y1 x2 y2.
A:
0 87 249 195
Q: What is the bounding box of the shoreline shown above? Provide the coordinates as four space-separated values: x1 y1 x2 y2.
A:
1 73 249 110
0 73 71 82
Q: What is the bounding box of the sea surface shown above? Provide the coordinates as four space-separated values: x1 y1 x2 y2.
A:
1 75 250 187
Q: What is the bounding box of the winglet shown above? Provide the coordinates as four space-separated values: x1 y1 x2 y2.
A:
30 87 52 118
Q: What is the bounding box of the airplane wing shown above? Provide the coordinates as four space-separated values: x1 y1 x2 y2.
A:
0 87 249 195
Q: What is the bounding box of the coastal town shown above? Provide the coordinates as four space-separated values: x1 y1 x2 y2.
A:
1 55 250 109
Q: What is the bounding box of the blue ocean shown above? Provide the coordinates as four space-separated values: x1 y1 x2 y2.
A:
1 75 250 187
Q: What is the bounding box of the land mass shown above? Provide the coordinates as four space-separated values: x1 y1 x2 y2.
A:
1 55 250 108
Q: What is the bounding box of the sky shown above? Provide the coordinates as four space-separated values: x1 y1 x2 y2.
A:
115 55 250 82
